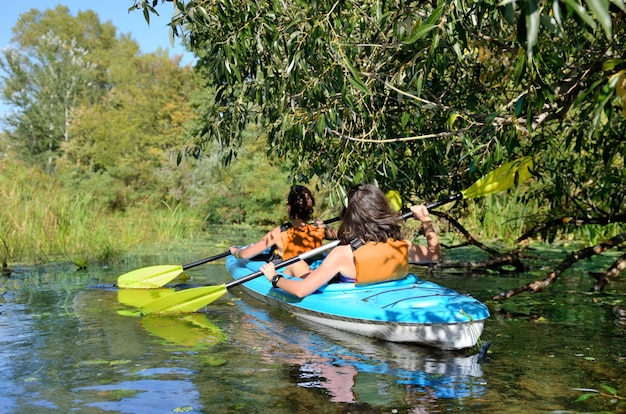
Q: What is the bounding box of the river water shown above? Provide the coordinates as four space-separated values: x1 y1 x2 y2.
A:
1 232 625 413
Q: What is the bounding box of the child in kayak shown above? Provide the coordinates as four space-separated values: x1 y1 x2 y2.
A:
229 185 337 277
259 183 441 297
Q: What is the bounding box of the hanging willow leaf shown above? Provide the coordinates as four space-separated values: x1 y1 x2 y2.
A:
403 23 438 44
525 0 540 59
564 0 597 29
584 0 612 39
133 0 626 224
343 58 370 95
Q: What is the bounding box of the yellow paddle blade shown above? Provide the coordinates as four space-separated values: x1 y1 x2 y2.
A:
117 265 183 289
117 288 176 308
141 285 228 316
386 190 403 211
141 314 226 349
461 157 533 200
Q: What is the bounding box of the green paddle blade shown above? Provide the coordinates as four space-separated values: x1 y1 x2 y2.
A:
141 314 226 349
141 285 228 316
117 287 177 308
117 265 184 289
461 157 533 199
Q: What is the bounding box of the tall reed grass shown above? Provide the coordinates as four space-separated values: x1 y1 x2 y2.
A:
0 160 202 267
2 158 618 268
462 188 620 247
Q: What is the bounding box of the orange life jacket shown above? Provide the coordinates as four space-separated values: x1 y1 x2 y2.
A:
353 239 409 285
280 223 326 260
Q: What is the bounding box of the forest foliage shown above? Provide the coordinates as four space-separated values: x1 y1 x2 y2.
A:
0 3 624 294
0 6 298 221
131 0 625 297
137 0 625 233
0 6 313 266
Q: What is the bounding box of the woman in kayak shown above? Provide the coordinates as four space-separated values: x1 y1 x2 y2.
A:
229 185 337 277
259 183 441 297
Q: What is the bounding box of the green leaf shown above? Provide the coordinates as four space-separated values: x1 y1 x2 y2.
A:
602 59 625 71
553 0 564 26
485 112 499 123
564 0 597 29
403 24 438 44
344 57 370 94
573 77 605 105
574 393 596 402
143 7 151 25
424 3 445 25
347 75 370 94
514 48 527 84
610 0 626 12
447 112 459 129
502 1 516 25
600 384 618 395
430 32 440 54
525 0 540 59
585 0 612 39
416 72 424 96
316 115 325 135
515 94 526 117
591 84 613 130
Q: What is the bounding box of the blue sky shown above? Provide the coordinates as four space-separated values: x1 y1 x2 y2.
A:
1 1 195 121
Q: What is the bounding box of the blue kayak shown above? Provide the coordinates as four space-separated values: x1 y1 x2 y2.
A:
225 253 490 350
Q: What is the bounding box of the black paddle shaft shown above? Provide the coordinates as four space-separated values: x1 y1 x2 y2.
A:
225 240 340 289
399 193 463 220
182 251 230 271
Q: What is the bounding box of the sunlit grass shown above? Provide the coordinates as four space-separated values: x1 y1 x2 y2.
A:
462 188 621 247
463 190 539 244
2 158 620 268
0 160 203 267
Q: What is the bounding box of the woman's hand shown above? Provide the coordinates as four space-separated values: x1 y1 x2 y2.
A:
313 218 326 228
410 204 431 222
260 262 278 281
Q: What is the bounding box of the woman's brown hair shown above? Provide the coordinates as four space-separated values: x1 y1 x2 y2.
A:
287 185 316 221
338 184 401 244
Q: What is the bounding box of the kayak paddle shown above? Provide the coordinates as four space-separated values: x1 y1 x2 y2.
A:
141 240 340 315
117 251 230 289
117 216 343 289
139 156 533 315
404 156 534 214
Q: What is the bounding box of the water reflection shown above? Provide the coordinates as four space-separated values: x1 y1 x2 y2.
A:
75 373 202 414
113 282 486 409
140 314 226 350
5 249 622 412
117 288 226 350
225 298 486 407
68 287 221 413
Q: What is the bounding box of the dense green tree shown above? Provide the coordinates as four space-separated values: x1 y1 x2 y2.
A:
131 0 625 296
180 72 336 224
59 52 195 210
134 0 625 225
0 6 131 170
1 6 199 212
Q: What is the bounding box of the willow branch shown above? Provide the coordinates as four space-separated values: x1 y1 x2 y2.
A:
430 210 500 256
591 253 626 292
493 232 626 300
330 127 472 143
516 214 626 243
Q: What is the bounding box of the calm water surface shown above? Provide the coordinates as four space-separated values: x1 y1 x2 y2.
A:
1 233 625 413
